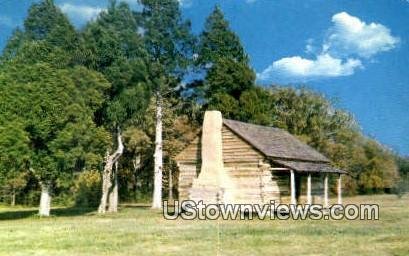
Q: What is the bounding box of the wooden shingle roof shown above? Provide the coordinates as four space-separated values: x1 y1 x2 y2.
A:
223 119 329 163
273 159 347 174
175 118 345 174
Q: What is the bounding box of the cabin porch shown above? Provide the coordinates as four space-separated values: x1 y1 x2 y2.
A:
272 167 344 206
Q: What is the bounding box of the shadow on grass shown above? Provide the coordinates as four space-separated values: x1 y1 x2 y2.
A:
121 203 151 209
0 206 96 221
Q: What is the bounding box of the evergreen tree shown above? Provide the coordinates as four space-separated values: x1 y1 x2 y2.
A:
1 0 78 65
0 0 111 214
139 0 194 208
206 57 255 100
0 120 31 206
197 5 248 66
0 58 111 215
81 1 152 213
193 6 255 110
0 0 401 207
1 28 26 60
24 0 78 51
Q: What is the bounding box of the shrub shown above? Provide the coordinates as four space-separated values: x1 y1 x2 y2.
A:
73 170 101 207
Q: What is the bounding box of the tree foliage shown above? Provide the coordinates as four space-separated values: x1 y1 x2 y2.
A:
197 6 248 65
140 0 194 77
191 6 255 110
82 2 151 129
0 60 111 179
0 1 404 208
234 86 399 194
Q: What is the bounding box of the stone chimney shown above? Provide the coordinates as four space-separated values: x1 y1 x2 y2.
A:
189 111 236 204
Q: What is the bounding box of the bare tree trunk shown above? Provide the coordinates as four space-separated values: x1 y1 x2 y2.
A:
39 182 51 217
133 155 141 171
152 94 163 209
168 168 173 202
133 154 141 192
11 188 16 206
98 151 112 214
108 161 119 213
98 131 124 214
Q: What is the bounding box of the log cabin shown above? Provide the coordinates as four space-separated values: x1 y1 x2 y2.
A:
175 111 346 206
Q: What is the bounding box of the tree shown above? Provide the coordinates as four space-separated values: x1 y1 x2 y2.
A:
206 57 255 99
82 1 151 212
2 1 77 67
0 57 110 215
191 6 255 109
81 1 148 74
236 87 275 125
0 121 31 206
207 92 240 119
162 115 200 201
236 86 399 194
1 0 78 63
357 140 399 193
197 5 248 66
24 0 79 52
0 1 113 214
1 28 26 60
139 0 194 208
396 156 409 196
98 131 124 213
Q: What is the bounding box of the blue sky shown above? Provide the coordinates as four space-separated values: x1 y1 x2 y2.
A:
0 0 408 155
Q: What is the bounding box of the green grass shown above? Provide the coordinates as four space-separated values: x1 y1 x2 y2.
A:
0 195 408 255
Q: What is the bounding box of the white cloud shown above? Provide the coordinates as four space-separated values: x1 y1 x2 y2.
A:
59 3 105 23
305 38 316 54
258 54 362 81
326 12 399 58
258 12 399 83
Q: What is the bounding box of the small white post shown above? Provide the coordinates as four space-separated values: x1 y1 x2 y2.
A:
324 174 329 208
290 170 296 205
337 174 342 205
307 173 312 205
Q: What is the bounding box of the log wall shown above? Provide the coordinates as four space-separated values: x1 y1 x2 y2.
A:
221 126 281 204
176 126 305 205
176 137 201 201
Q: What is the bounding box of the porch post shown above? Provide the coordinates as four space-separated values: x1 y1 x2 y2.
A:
307 173 312 205
290 170 296 205
324 174 329 208
337 174 342 204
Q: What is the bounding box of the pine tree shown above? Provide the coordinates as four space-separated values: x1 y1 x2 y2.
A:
197 5 248 66
139 0 194 208
194 6 255 112
0 59 111 216
0 0 110 215
82 1 151 213
24 0 79 51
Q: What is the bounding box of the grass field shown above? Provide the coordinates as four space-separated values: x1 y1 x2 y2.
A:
0 194 408 256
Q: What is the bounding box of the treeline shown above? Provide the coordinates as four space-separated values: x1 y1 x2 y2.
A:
0 0 406 214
